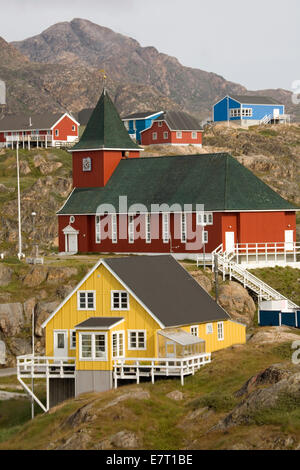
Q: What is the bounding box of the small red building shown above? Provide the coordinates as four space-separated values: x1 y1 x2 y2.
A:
140 111 203 146
57 90 298 262
0 113 79 149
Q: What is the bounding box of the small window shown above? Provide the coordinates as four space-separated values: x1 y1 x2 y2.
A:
111 291 129 310
181 212 187 243
55 129 59 137
70 330 76 349
79 332 107 361
206 323 213 335
158 121 163 127
112 331 125 358
196 212 203 225
72 125 76 132
192 131 197 139
162 213 169 243
95 215 101 243
111 214 117 244
217 322 224 341
202 231 208 244
77 291 96 310
145 213 151 243
128 214 134 244
163 131 168 139
152 132 158 140
128 330 146 350
190 326 198 337
176 131 182 139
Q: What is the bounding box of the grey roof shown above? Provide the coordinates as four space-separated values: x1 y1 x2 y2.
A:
230 95 281 105
122 110 163 120
155 111 202 131
75 317 124 329
105 255 230 327
0 113 70 131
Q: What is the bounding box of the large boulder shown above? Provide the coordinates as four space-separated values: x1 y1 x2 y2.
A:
235 363 292 397
218 281 256 326
0 303 24 336
190 270 212 293
23 266 48 287
249 326 300 345
8 337 32 356
35 301 60 336
0 264 13 287
39 161 62 175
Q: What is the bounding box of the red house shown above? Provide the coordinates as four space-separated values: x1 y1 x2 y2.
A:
57 90 298 267
0 113 79 149
140 111 203 146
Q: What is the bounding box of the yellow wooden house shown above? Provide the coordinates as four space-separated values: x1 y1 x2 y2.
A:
17 255 246 411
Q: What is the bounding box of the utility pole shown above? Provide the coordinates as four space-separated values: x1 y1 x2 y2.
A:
214 253 219 303
16 141 23 260
31 306 35 420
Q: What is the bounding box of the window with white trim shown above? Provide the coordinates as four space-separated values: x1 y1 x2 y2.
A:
202 230 208 244
70 330 76 349
176 131 182 139
77 291 96 310
163 131 168 139
206 323 213 334
242 108 253 117
111 214 117 244
162 213 169 243
192 131 197 139
181 212 187 243
145 213 151 243
217 322 224 341
128 330 146 350
190 326 198 337
95 215 101 243
197 212 213 226
55 129 59 137
111 291 129 310
128 214 134 243
230 108 241 117
72 125 76 131
112 331 125 358
158 121 163 127
152 132 157 140
79 332 107 360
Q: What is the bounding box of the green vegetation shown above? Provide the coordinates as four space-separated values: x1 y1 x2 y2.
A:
250 266 300 306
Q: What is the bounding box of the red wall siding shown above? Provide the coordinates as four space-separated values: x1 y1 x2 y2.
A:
0 132 5 143
53 115 78 141
239 211 296 244
141 121 202 146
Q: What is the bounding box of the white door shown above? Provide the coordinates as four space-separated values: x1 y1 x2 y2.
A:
273 108 280 119
68 234 78 253
225 231 235 253
165 341 176 358
54 331 68 358
285 230 294 251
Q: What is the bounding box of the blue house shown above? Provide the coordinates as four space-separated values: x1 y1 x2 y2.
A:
122 110 164 143
213 95 288 126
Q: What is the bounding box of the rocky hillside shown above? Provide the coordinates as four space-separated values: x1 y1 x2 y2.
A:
1 338 300 450
0 18 297 120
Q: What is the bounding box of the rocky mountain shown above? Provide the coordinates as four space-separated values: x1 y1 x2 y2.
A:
3 18 298 120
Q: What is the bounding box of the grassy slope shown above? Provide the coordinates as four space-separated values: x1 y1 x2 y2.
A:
0 340 299 450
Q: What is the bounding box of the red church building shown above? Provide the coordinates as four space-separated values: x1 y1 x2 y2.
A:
57 90 298 266
140 111 203 146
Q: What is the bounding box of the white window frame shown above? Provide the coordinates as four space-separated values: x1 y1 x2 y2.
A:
217 322 224 341
206 323 213 335
111 214 117 244
145 213 151 244
176 131 182 139
111 290 129 311
191 131 197 139
127 330 147 351
54 329 68 351
181 212 187 243
79 332 108 361
202 230 208 244
77 290 96 311
162 213 169 244
163 131 168 139
72 125 76 131
70 329 76 350
95 215 101 243
55 129 59 137
128 214 134 244
158 121 163 127
152 132 158 140
190 326 198 337
112 331 125 358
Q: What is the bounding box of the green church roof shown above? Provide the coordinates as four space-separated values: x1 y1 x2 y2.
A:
58 153 297 214
72 89 140 151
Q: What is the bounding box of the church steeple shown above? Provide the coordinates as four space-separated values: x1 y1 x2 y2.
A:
72 89 140 152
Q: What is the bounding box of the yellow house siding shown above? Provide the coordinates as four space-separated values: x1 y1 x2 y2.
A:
45 264 161 370
182 319 246 353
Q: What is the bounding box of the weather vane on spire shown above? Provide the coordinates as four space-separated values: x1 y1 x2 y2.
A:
99 69 107 94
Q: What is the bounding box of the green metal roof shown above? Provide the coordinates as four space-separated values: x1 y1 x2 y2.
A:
72 89 140 151
58 153 297 214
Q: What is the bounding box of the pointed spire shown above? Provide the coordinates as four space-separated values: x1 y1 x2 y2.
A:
72 90 140 151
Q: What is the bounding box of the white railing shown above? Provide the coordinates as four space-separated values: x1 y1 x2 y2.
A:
260 114 272 125
113 353 211 387
233 241 300 265
17 355 76 379
6 135 52 142
211 245 298 309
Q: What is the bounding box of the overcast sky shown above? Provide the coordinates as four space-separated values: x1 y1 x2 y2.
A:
1 0 299 91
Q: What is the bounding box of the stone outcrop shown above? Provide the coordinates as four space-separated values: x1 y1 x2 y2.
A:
35 301 60 337
0 264 13 287
249 326 300 344
23 266 48 287
218 281 256 326
0 303 24 336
